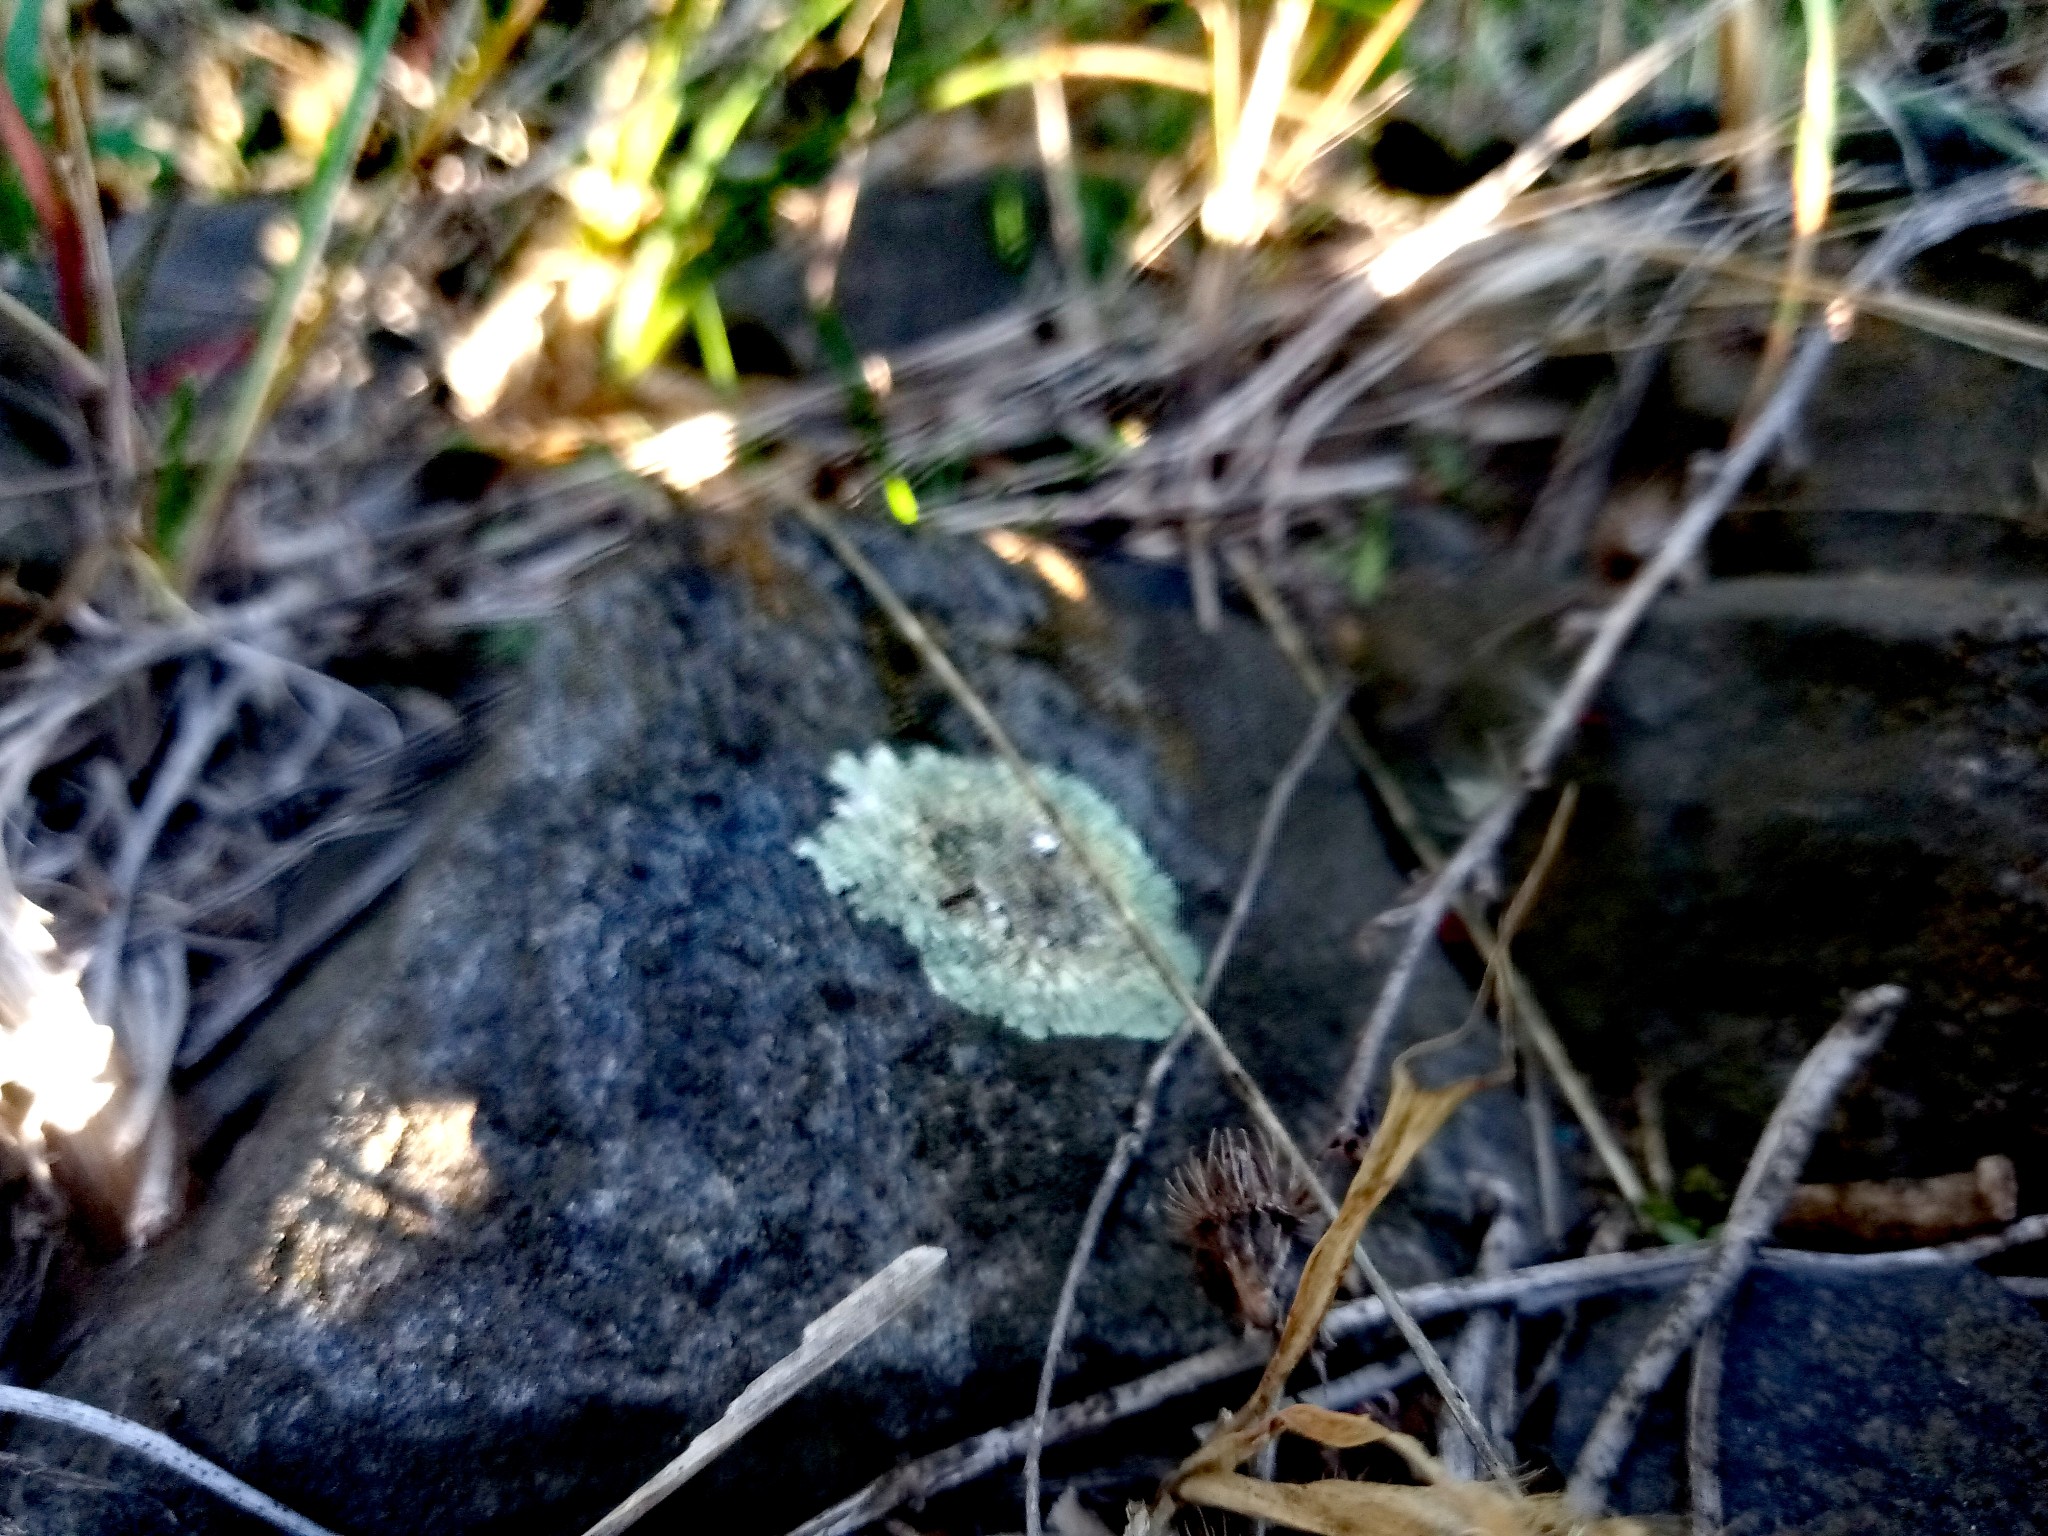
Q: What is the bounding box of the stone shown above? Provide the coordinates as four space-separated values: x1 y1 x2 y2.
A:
0 1452 186 1536
34 526 1537 1533
1720 1263 2048 1533
1536 1259 2048 1531
1519 574 2048 1203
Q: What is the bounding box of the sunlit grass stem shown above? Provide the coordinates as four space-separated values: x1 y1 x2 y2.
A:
177 0 408 588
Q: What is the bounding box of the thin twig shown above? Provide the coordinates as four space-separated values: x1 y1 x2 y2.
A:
805 0 903 308
1687 1308 1726 1536
1439 1181 1530 1479
1566 984 1906 1513
46 27 135 491
1525 1059 1565 1246
581 1247 946 1536
0 284 104 397
0 1385 338 1536
1223 547 1647 1206
782 1213 2048 1536
1021 687 1351 1536
1333 173 2029 1128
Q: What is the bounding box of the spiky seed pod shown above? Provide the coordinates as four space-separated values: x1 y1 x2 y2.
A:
1163 1128 1316 1333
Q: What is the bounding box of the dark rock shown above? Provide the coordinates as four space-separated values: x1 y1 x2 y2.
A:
716 179 1041 374
35 525 1536 1533
1534 1259 2048 1531
1536 1293 1685 1517
1521 573 2048 1202
1720 1263 2048 1534
0 1450 192 1535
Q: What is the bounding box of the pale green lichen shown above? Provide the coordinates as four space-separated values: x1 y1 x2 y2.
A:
796 745 1198 1041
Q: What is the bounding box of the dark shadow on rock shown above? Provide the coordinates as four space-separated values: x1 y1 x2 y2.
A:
1520 574 2048 1202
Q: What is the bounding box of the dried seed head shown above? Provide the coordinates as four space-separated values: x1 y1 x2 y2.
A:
1163 1129 1315 1332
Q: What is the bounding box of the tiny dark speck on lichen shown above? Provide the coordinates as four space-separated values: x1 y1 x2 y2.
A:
794 745 1198 1040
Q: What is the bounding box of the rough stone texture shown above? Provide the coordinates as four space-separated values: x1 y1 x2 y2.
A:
0 1453 190 1535
1540 1261 2048 1531
32 526 1533 1533
1720 1264 2048 1534
1521 574 2048 1198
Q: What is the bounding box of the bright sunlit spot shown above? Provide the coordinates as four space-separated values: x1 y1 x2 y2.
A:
983 530 1090 603
624 411 739 491
0 893 115 1144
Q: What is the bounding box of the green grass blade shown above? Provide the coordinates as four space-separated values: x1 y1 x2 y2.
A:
175 0 408 586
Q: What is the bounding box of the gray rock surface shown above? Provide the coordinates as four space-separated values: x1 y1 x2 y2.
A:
0 1452 187 1535
1720 1264 2048 1534
32 526 1534 1533
1521 574 2048 1199
1541 1260 2048 1530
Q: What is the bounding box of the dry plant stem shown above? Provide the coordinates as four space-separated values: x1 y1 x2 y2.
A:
1720 0 1772 204
1186 0 1737 455
1525 1061 1565 1244
1269 0 1422 188
582 1248 946 1536
1336 172 2026 1128
0 1385 338 1536
792 502 1495 1482
1032 76 1097 344
46 30 134 490
1439 1187 1529 1480
783 1216 2048 1536
1020 687 1351 1536
1687 1310 1727 1536
1197 0 1241 154
0 285 103 395
1566 984 1906 1514
1223 547 1647 1206
179 0 408 587
806 0 903 308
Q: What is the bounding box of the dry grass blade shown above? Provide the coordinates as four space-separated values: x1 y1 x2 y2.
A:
179 0 409 586
806 0 904 308
581 1247 947 1536
1736 0 1837 431
1686 1310 1727 1536
1270 0 1423 189
0 1385 338 1536
46 25 135 490
1179 1468 1657 1536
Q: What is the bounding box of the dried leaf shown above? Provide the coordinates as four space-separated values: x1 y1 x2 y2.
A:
1271 1404 1392 1450
1178 1472 1661 1536
1178 1059 1485 1479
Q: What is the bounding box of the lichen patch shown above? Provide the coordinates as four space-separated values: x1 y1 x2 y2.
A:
796 745 1197 1041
